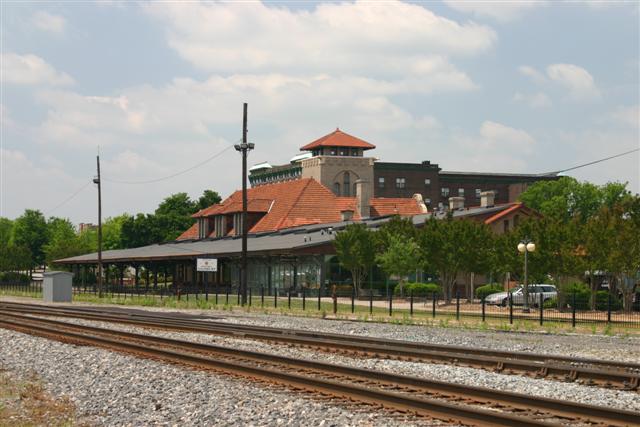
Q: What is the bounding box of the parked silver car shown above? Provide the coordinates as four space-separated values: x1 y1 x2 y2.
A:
485 284 557 307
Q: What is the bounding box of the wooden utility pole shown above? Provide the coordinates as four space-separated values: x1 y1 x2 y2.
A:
234 103 253 305
93 155 103 298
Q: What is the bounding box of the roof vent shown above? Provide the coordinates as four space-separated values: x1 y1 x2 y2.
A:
340 209 354 222
448 196 465 211
480 191 496 208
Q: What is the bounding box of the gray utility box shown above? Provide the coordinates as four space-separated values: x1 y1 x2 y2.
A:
43 271 73 303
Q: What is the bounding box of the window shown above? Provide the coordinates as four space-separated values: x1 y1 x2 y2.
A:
378 177 385 188
458 188 465 197
343 172 351 196
395 177 406 189
425 198 431 205
351 148 359 156
441 187 450 197
330 149 337 156
475 189 481 198
424 178 431 186
339 150 346 156
333 182 341 195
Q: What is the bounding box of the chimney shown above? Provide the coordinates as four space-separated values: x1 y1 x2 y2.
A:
412 193 429 213
448 196 465 211
355 179 371 218
340 209 354 221
480 191 496 208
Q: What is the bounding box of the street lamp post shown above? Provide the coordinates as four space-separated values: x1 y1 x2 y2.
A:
517 239 536 313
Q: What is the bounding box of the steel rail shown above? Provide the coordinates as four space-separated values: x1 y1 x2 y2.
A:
3 300 638 370
1 302 638 390
2 313 638 427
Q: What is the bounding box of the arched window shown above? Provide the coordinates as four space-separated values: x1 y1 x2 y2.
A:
333 182 341 195
343 172 350 196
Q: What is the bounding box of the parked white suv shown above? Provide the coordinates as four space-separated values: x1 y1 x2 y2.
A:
485 284 557 307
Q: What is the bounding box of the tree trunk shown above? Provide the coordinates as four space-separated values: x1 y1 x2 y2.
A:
467 272 474 303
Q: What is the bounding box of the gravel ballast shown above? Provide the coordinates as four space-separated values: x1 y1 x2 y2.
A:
31 316 640 413
0 328 433 426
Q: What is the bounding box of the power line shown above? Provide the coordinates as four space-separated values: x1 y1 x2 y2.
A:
46 181 92 216
103 141 239 185
540 148 640 176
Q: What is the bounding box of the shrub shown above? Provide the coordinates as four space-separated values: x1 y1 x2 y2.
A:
475 284 503 300
560 282 591 310
394 282 441 297
0 272 30 284
595 290 623 311
543 297 558 309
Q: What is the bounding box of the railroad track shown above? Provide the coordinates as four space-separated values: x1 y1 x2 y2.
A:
1 301 638 392
1 312 638 426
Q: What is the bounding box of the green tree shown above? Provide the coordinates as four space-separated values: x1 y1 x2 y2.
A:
376 234 421 297
0 217 12 247
519 177 631 222
418 217 486 303
333 223 376 293
103 214 130 250
11 209 48 269
155 193 196 217
196 190 222 211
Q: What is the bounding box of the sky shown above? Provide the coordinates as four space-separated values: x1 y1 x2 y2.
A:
1 0 639 224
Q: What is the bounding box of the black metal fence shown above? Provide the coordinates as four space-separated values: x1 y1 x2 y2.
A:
1 281 639 328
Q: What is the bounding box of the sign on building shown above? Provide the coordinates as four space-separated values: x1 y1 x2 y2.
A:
197 258 218 272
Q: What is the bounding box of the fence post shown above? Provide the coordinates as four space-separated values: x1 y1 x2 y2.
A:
482 296 486 322
607 291 612 323
318 282 322 311
248 287 252 307
225 286 229 305
388 291 393 316
237 288 240 306
369 287 373 315
302 287 306 311
432 292 436 318
572 289 576 328
509 292 513 324
288 288 291 309
275 288 278 308
539 292 544 326
261 286 264 307
351 285 355 314
410 290 414 316
215 287 218 305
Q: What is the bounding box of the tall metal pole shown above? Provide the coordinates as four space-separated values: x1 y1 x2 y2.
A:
234 103 253 305
94 155 103 298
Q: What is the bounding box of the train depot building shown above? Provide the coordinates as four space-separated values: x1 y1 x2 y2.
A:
58 129 552 295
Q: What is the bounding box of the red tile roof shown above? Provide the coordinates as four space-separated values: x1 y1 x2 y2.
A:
177 178 421 240
300 128 376 151
176 222 199 240
484 202 540 224
370 198 424 217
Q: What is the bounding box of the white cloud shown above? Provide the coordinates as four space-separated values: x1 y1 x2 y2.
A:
0 148 87 219
1 53 74 86
546 63 600 100
518 65 547 84
513 91 552 108
442 121 537 172
607 105 639 128
31 11 66 34
144 1 496 75
444 1 545 22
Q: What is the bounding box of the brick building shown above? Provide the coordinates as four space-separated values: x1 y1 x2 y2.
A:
250 128 558 210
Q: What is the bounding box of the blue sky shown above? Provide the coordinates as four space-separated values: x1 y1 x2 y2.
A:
1 1 638 224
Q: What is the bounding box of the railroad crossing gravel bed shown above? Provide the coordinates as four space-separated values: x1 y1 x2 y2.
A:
40 316 640 412
0 328 435 426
